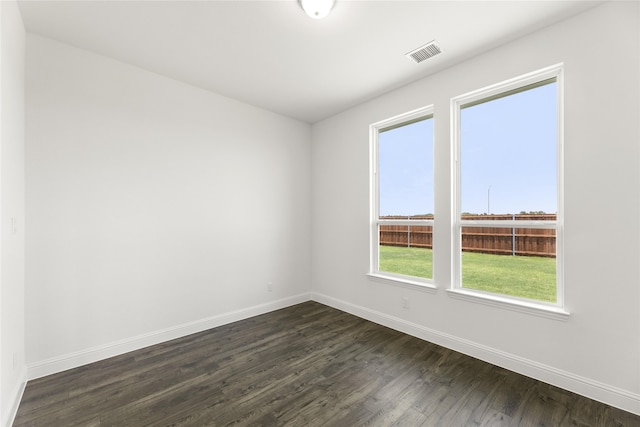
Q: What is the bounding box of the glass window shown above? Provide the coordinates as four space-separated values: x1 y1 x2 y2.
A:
452 66 563 306
370 107 434 285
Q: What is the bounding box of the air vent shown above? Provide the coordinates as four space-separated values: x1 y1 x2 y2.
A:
406 40 441 63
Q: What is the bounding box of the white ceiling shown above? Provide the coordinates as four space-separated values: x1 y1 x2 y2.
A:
18 0 603 123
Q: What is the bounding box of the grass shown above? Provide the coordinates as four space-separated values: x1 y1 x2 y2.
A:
379 246 556 303
379 245 433 279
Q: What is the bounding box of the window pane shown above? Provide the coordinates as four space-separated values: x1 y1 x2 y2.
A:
379 118 433 217
461 226 557 302
460 82 557 216
379 226 433 280
377 116 433 281
458 77 559 304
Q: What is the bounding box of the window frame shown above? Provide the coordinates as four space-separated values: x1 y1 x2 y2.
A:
449 64 568 318
368 105 436 291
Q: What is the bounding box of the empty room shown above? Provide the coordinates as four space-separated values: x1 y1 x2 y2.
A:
2 0 640 425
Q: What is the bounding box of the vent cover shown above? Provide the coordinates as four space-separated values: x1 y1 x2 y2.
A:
406 40 441 63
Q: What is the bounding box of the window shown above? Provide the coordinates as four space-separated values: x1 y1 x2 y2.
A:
451 65 564 309
369 106 435 288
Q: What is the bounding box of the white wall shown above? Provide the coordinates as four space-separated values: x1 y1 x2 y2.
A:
0 0 26 425
311 1 640 414
25 35 311 376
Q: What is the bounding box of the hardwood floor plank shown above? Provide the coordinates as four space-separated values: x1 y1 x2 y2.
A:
13 301 640 426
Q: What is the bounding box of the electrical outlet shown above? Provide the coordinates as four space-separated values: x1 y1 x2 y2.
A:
267 282 273 292
402 297 410 309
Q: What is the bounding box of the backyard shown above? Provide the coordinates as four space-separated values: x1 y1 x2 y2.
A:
379 246 556 303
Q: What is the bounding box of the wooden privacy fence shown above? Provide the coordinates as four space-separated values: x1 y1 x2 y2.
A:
380 214 556 258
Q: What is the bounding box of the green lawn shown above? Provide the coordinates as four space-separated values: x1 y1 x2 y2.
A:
379 245 433 279
379 246 556 303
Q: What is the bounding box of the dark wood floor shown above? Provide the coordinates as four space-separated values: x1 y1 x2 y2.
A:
14 301 640 426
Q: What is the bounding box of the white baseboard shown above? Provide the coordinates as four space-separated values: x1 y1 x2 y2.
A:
27 293 311 381
4 368 27 427
310 292 640 416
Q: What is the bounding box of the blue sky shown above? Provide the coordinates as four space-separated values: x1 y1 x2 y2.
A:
461 83 557 214
379 118 434 216
378 82 557 217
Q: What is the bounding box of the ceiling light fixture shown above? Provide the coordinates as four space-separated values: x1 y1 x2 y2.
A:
299 0 336 19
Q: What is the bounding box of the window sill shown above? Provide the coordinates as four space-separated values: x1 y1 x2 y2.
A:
446 288 570 321
366 273 437 293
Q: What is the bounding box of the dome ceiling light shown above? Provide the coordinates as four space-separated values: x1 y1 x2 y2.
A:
299 0 336 19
